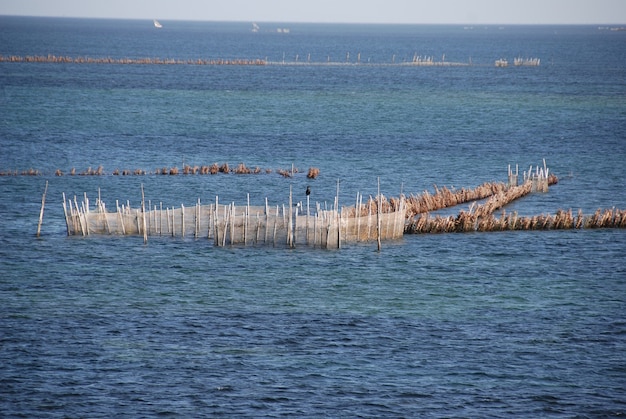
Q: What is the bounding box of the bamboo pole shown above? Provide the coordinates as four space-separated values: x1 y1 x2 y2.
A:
62 192 70 235
368 197 372 240
294 201 298 246
141 184 148 244
166 208 171 236
74 196 85 236
245 193 250 246
102 200 111 234
83 202 90 235
181 203 185 237
336 179 341 249
229 203 234 245
135 209 140 235
273 205 279 247
392 198 399 239
353 192 358 241
306 194 310 245
326 215 331 249
207 203 212 239
313 211 317 248
386 201 392 239
150 205 155 235
377 178 381 251
147 199 151 234
71 198 78 235
255 212 260 244
70 198 77 235
282 204 286 245
35 180 48 237
288 186 293 248
171 206 175 237
214 196 219 245
224 204 231 247
117 201 126 235
195 198 200 239
97 188 102 231
265 198 269 244
158 202 162 236
222 204 229 247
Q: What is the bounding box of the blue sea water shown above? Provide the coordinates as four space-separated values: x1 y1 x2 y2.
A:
1 17 626 417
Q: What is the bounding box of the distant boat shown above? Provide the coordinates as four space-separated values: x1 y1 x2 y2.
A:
251 23 260 33
153 20 163 29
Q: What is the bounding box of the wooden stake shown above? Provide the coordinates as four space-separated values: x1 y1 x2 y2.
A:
195 199 200 238
214 196 219 245
62 192 70 235
181 203 185 237
288 186 293 248
336 179 340 249
377 177 381 251
306 194 310 245
141 184 147 244
171 206 175 237
118 201 126 235
265 197 269 244
208 203 213 240
102 200 111 234
36 181 48 237
229 203 234 246
245 193 250 245
313 211 317 248
294 200 298 246
355 192 360 242
255 212 260 244
74 196 85 236
273 205 279 247
166 207 171 236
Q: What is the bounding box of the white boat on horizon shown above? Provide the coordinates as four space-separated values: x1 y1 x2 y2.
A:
153 20 163 29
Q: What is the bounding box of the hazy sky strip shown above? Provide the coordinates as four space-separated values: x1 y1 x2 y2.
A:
1 0 625 24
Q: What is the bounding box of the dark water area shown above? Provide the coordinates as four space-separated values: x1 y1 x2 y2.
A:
1 17 625 417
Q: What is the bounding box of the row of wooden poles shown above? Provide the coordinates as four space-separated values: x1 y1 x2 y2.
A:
1 54 469 67
1 164 320 179
0 55 267 65
62 183 406 249
2 53 546 68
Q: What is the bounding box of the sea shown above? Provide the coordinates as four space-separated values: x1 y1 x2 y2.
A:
1 16 625 417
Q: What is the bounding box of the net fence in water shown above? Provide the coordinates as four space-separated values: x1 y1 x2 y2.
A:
63 194 406 248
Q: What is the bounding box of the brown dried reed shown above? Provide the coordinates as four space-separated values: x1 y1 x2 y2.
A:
406 207 626 234
234 163 251 174
405 182 507 218
307 167 320 179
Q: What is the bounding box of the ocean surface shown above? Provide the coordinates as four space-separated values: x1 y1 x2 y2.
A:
1 17 625 417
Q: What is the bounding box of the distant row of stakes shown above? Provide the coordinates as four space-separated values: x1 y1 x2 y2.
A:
1 164 321 179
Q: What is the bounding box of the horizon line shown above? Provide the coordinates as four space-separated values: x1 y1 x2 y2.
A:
2 14 625 26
